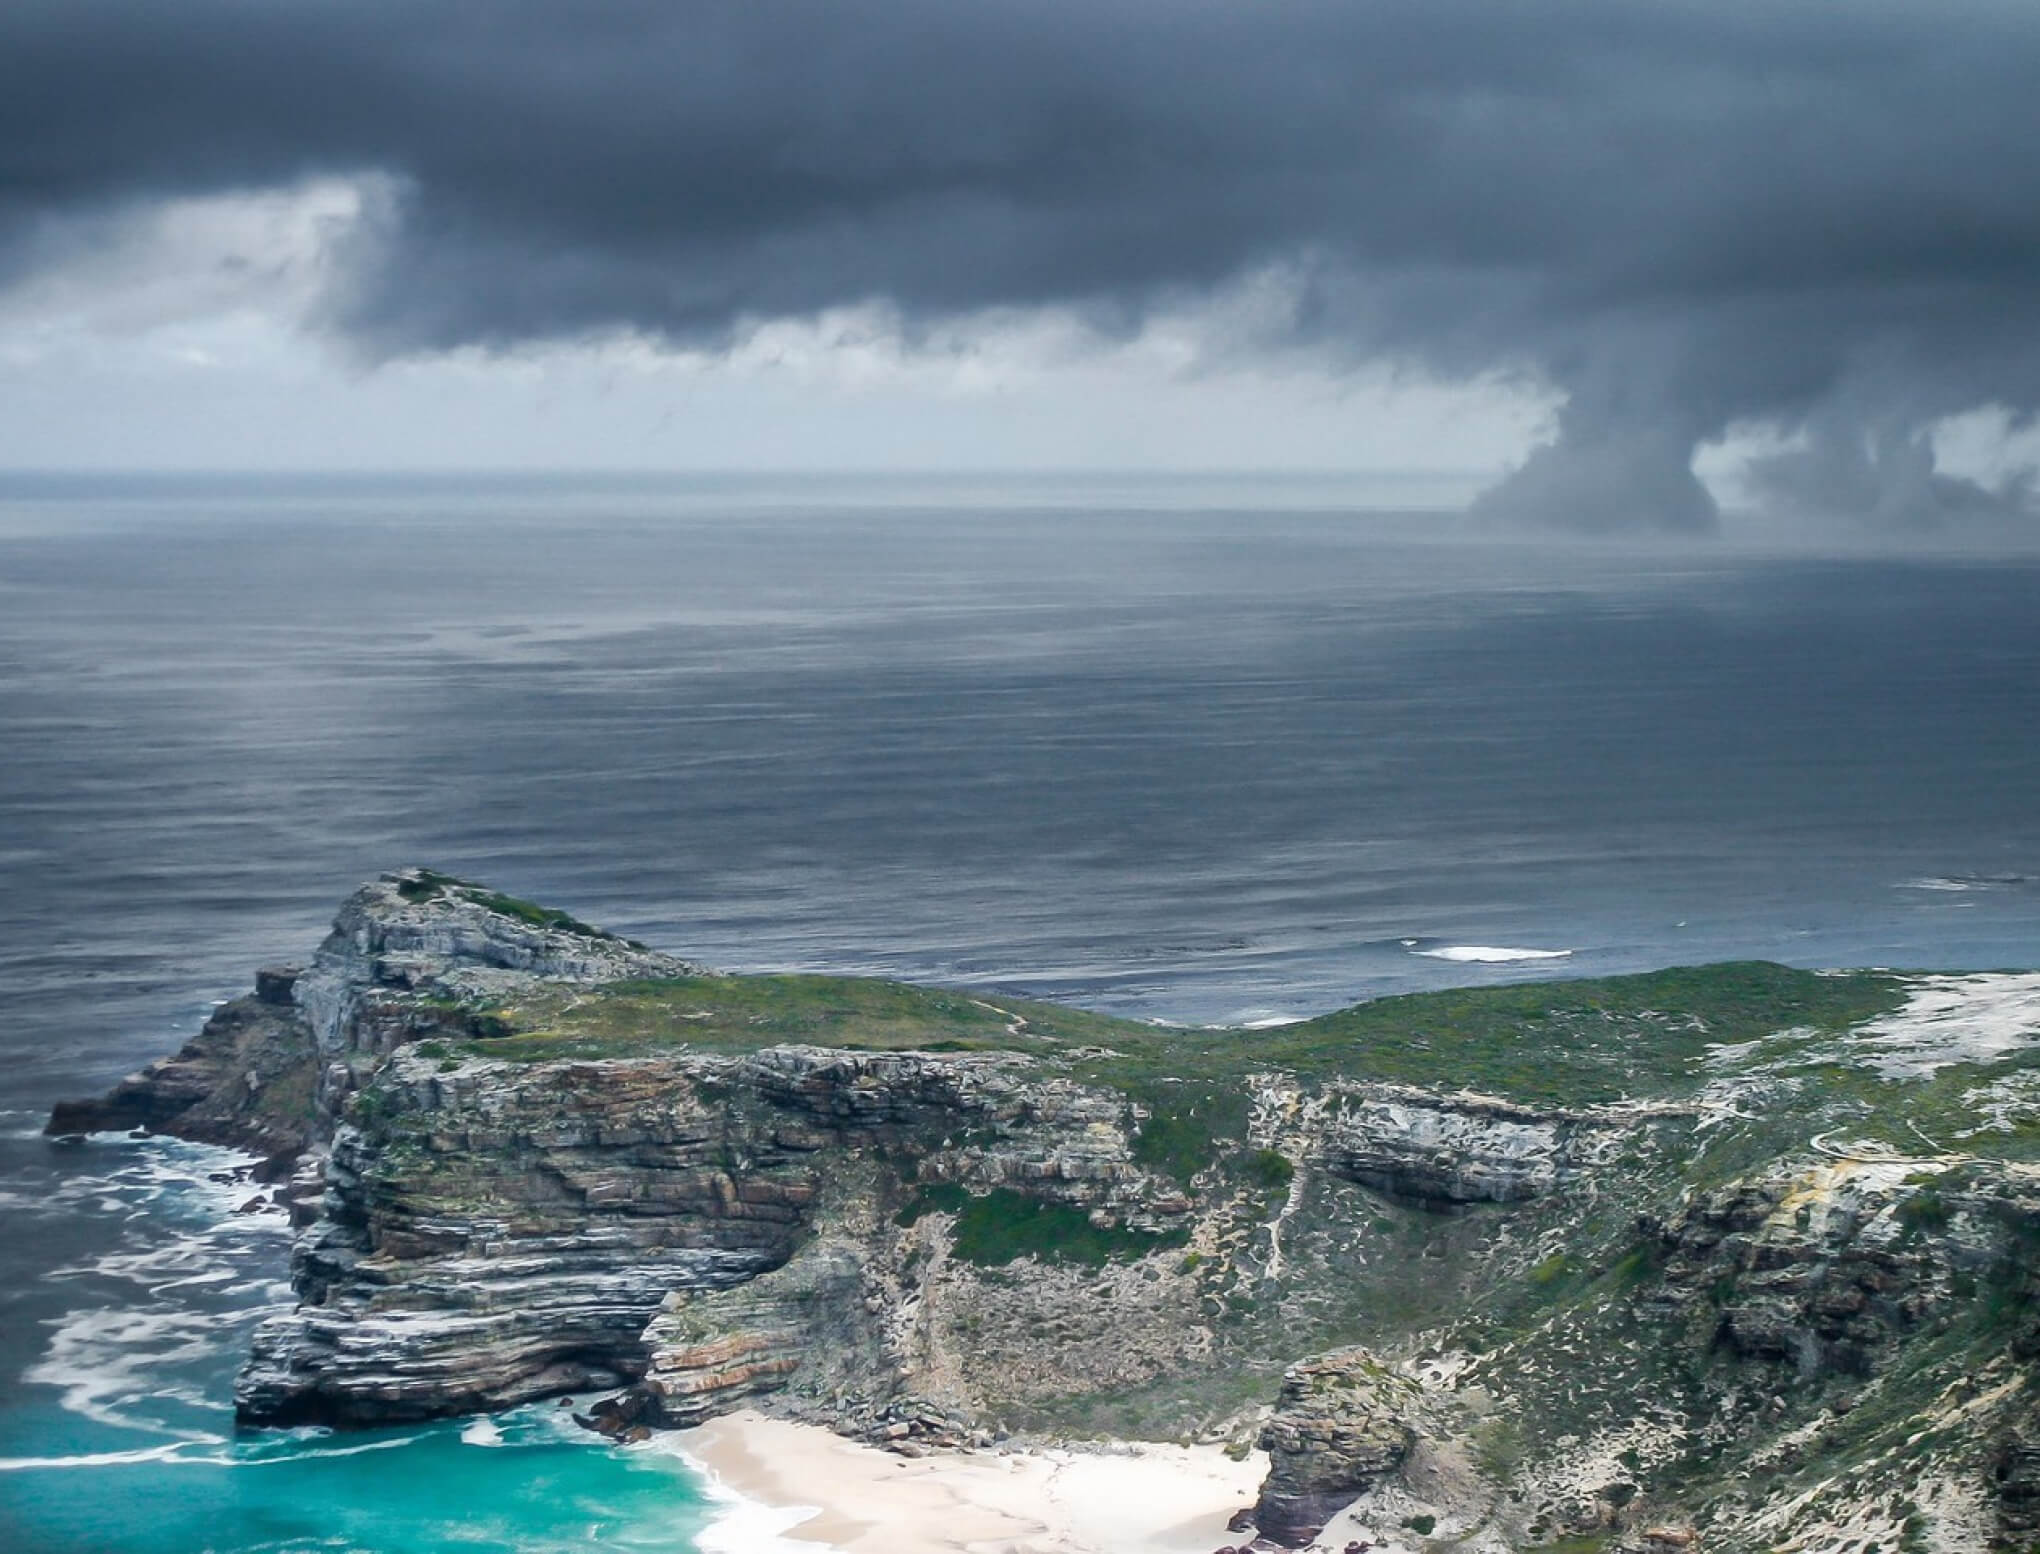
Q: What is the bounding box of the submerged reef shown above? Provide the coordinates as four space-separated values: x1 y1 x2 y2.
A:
50 867 2040 1552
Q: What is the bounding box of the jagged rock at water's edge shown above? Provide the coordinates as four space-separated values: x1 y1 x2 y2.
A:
44 971 317 1158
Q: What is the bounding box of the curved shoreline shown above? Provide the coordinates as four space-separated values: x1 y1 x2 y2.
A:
676 1410 1267 1554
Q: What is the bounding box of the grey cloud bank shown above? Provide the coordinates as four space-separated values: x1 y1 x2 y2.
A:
4 0 2039 528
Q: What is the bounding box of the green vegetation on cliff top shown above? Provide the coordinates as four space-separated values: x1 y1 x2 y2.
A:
1264 959 1908 1103
468 974 1141 1060
460 957 1906 1106
437 876 1909 1100
406 882 2040 1184
397 867 640 945
429 872 2040 1166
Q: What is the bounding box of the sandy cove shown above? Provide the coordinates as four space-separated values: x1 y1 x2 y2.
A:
678 1409 1268 1554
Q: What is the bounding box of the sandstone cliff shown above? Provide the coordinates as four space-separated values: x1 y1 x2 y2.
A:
48 870 2040 1553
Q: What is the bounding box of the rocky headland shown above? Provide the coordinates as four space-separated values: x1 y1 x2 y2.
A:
48 869 2040 1553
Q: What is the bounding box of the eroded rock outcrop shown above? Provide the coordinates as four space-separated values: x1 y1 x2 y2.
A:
1253 1348 1421 1546
1993 1433 2040 1548
47 868 697 1157
1314 1084 1662 1206
46 966 317 1159
291 869 698 1119
1648 1159 2007 1378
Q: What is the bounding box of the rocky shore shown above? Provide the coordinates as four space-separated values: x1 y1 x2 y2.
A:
48 869 2040 1552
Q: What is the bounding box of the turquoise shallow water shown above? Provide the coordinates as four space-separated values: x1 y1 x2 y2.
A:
5 1414 715 1554
0 1132 720 1554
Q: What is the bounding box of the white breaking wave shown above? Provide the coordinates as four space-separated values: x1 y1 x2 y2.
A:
691 1496 835 1554
461 1418 506 1447
31 1136 287 1232
1415 944 1574 964
0 1431 434 1474
655 1440 842 1554
231 1433 430 1467
0 1442 195 1472
1898 874 2028 893
23 1306 232 1439
21 1135 292 1448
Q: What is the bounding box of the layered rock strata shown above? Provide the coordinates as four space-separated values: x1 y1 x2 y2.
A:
1313 1085 1629 1206
636 1238 881 1427
47 966 318 1161
238 1050 804 1424
45 871 2040 1552
1253 1348 1422 1545
237 1034 1201 1427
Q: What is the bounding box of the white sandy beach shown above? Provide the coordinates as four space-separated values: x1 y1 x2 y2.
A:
678 1410 1267 1554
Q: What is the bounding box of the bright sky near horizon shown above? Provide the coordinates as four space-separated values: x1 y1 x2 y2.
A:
0 181 1553 478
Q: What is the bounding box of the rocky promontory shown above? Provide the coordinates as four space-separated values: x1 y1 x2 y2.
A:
48 869 2040 1552
46 964 318 1162
1255 1349 1422 1544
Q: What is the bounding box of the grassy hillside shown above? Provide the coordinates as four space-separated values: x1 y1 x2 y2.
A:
462 959 1903 1099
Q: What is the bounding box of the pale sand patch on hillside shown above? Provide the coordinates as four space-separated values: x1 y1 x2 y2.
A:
676 1409 1265 1554
1850 972 2040 1077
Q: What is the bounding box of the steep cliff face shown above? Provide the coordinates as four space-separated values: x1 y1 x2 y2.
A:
237 1036 1201 1428
1651 1159 1997 1376
46 869 694 1158
288 869 696 1120
48 872 2040 1552
1312 1084 1683 1207
240 1051 795 1425
1215 1157 2040 1554
1631 1160 2040 1554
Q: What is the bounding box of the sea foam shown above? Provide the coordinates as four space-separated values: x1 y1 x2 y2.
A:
1414 944 1574 964
657 1438 841 1554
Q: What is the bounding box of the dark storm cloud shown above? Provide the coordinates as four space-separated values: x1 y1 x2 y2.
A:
5 0 2040 526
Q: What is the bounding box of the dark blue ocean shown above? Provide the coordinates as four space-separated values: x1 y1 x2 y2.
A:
2 474 2037 1551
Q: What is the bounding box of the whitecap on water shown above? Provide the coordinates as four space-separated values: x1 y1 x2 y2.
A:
1898 874 2029 894
67 1223 286 1298
1414 944 1574 964
461 1418 506 1447
0 1441 197 1473
19 1134 293 1451
34 1135 281 1226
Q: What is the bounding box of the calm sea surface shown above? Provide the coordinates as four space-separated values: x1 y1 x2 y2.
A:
2 475 2037 1550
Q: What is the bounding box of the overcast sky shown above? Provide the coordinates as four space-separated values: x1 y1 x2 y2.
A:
5 1 2040 529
